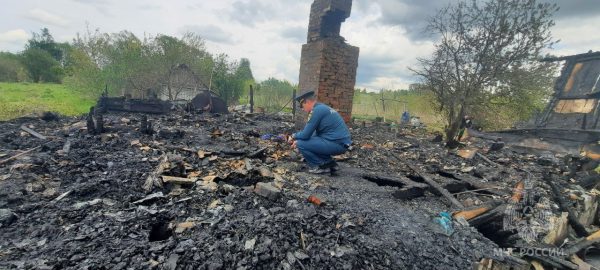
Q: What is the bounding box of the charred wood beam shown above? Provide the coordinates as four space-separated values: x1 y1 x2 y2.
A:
362 174 429 200
464 128 501 141
468 204 506 227
362 174 428 189
248 147 268 158
541 51 600 62
161 176 197 185
0 146 42 165
87 107 96 134
476 152 499 167
406 164 464 209
565 229 600 256
527 254 578 270
437 170 509 197
143 155 169 192
95 113 104 134
221 150 247 156
140 115 153 135
20 125 47 140
543 173 589 238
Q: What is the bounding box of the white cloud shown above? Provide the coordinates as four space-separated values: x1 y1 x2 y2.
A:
179 25 236 45
0 29 30 43
550 16 600 56
0 29 30 51
25 8 69 27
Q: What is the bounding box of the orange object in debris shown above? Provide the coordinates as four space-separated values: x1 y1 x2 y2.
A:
453 207 490 221
360 143 375 149
307 195 323 206
510 181 524 203
586 229 600 241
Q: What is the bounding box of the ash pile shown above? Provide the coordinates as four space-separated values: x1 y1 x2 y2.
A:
1 111 599 269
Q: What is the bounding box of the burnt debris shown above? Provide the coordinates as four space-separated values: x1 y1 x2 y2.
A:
1 111 600 269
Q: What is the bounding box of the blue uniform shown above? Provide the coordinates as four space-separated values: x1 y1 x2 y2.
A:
294 103 351 167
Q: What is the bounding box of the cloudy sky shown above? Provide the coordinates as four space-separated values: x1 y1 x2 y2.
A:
1 0 599 91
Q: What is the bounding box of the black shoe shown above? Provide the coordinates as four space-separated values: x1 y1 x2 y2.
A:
320 160 339 171
320 160 340 176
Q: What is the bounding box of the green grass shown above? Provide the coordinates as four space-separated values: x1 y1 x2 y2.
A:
0 82 96 121
352 91 446 132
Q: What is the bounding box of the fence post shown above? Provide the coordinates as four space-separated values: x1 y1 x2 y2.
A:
381 90 386 122
292 89 297 118
249 85 254 113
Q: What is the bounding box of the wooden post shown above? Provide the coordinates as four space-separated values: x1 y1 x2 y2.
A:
292 88 297 118
249 85 254 113
380 90 386 122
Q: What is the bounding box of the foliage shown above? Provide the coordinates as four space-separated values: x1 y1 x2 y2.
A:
26 28 64 62
473 62 559 130
68 27 253 104
18 28 69 83
21 48 63 83
252 77 295 112
0 82 94 121
412 0 558 142
352 88 444 130
0 52 27 82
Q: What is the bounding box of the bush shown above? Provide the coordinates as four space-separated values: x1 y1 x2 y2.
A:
0 52 27 82
21 48 64 83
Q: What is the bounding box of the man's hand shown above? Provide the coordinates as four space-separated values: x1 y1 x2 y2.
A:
286 134 294 143
283 134 297 148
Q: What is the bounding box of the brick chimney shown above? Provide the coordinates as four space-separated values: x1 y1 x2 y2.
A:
296 0 359 125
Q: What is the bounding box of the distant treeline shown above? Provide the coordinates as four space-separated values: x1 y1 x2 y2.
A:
0 27 298 106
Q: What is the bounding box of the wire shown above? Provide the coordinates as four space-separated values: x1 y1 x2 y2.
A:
267 96 295 116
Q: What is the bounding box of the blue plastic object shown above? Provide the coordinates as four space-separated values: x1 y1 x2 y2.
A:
261 134 286 142
435 212 454 236
401 111 410 123
261 134 275 140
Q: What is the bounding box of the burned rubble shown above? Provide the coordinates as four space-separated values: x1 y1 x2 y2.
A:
0 110 599 269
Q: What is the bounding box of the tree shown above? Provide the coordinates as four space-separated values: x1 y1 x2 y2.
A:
235 58 256 103
473 61 558 129
412 0 558 143
0 52 27 82
20 28 65 82
256 78 295 111
68 28 253 101
27 28 63 62
211 54 248 105
156 34 209 100
21 48 63 83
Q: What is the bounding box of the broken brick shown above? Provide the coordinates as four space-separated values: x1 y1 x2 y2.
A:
254 182 281 200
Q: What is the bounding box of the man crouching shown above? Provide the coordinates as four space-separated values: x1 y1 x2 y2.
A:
289 91 351 175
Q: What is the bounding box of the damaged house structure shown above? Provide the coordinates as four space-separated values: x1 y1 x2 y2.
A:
481 51 600 158
97 64 228 115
